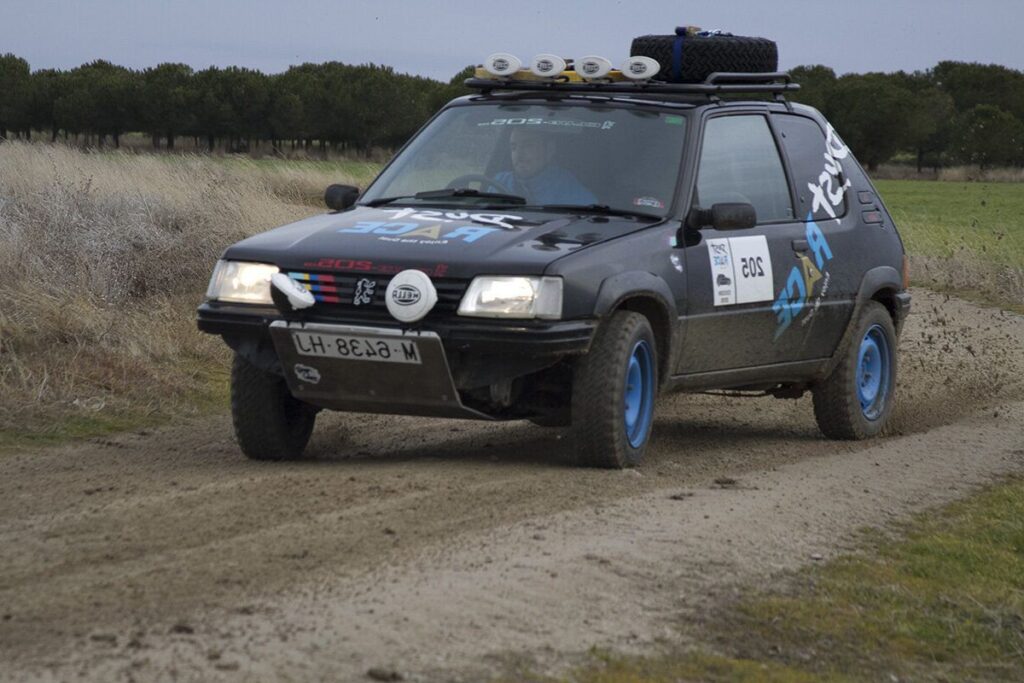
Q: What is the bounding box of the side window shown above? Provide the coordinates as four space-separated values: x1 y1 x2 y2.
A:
773 114 848 222
695 115 793 223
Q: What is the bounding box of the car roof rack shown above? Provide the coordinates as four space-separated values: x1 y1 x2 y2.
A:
464 71 799 99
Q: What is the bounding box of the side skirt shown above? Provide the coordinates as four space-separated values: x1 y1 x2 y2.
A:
665 358 831 393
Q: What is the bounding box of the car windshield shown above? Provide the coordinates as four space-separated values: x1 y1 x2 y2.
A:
360 103 689 217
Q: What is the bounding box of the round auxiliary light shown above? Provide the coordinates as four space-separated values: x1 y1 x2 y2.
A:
386 270 438 324
620 56 660 81
483 52 521 78
529 53 567 78
575 55 613 81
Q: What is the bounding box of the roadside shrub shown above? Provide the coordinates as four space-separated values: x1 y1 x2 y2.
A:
0 143 361 437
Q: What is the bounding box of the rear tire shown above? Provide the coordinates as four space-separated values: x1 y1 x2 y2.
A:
231 353 317 460
570 311 658 468
813 301 898 440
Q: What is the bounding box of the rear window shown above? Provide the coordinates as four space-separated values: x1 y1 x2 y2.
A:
773 114 848 222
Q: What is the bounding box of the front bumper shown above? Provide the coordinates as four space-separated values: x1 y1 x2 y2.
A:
196 301 597 358
269 321 491 419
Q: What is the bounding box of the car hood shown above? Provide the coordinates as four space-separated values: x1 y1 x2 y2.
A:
222 205 661 279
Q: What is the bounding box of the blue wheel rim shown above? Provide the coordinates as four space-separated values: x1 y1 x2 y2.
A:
856 324 892 421
624 340 655 448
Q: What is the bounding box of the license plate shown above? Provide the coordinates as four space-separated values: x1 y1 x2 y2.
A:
291 331 421 364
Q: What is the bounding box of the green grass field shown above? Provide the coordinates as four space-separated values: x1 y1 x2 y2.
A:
877 179 1024 269
876 179 1024 312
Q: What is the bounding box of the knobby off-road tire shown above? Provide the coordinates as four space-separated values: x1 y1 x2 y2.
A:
570 311 658 468
629 34 777 83
813 301 898 440
230 353 317 460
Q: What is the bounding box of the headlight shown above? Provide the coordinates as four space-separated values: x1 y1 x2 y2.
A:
458 276 562 320
206 260 280 304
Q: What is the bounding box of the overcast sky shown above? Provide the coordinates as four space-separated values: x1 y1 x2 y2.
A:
4 0 1021 80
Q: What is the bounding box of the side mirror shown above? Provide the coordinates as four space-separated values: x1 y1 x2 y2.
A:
325 184 359 212
687 203 758 231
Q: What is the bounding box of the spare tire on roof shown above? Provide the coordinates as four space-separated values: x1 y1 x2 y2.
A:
630 29 778 83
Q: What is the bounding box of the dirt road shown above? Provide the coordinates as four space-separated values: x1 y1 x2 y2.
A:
1 289 1022 682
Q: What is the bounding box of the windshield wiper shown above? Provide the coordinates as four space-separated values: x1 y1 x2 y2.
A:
415 188 526 203
364 188 526 207
535 204 663 221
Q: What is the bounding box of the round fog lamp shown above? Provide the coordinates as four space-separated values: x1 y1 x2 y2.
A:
484 53 521 77
529 53 567 78
575 55 613 80
385 270 438 324
620 56 660 81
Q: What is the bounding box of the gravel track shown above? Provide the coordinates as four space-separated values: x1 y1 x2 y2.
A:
1 289 1022 682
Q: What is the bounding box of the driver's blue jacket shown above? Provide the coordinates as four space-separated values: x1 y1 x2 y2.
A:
493 166 597 206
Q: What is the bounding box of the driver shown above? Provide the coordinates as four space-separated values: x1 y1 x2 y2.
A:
493 127 596 205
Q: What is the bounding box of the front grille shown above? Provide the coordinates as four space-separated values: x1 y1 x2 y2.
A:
287 271 468 322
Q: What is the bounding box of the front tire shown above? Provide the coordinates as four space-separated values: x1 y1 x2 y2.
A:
813 301 898 440
570 311 658 468
230 353 317 460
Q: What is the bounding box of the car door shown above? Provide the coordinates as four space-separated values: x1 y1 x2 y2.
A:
677 112 816 374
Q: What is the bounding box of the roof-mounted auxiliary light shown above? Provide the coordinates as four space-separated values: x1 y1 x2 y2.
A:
483 52 521 78
575 55 613 81
620 56 660 81
529 53 567 78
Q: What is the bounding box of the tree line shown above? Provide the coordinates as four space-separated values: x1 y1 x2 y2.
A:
0 55 473 154
789 61 1024 170
0 54 1022 168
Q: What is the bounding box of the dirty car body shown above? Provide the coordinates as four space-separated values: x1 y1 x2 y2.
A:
198 76 911 467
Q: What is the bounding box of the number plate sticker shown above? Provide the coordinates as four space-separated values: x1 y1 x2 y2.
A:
707 235 774 306
291 331 422 364
728 235 774 304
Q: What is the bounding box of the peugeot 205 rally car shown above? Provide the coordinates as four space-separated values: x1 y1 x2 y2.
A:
198 40 911 468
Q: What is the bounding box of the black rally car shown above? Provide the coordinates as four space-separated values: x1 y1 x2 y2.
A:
198 62 910 468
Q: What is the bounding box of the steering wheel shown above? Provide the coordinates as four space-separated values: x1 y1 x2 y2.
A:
445 174 515 195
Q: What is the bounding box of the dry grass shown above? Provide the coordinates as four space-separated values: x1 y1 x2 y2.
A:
0 142 362 443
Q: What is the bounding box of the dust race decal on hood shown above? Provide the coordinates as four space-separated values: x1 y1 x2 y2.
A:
771 125 848 340
338 208 524 246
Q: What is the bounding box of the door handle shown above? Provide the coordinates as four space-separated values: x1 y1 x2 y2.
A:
792 239 809 252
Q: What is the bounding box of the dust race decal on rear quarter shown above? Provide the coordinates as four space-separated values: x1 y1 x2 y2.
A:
771 124 848 339
706 236 774 306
